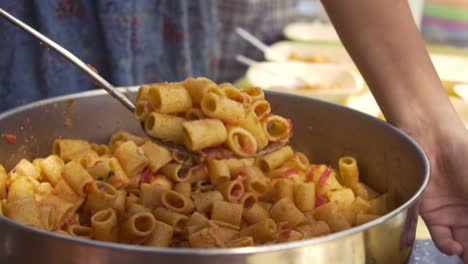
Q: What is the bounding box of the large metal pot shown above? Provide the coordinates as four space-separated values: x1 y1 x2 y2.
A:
0 88 429 264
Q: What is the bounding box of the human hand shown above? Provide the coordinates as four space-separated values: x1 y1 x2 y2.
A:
418 126 468 262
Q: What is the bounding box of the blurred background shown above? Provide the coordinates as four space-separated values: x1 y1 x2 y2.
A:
232 0 468 130
231 3 468 262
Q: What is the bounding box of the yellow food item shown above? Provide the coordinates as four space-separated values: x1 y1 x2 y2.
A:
1 77 391 248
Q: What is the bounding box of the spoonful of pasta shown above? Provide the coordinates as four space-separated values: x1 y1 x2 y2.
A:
0 8 290 160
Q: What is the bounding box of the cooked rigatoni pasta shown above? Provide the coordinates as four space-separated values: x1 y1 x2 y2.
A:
207 159 230 185
226 126 258 157
120 212 156 244
134 101 150 121
114 141 148 178
52 139 91 162
239 108 269 149
0 164 7 199
183 119 227 151
251 100 271 119
91 208 119 242
145 112 186 144
144 220 174 247
262 115 292 142
148 82 192 114
240 86 265 102
62 160 94 197
181 77 220 106
140 141 172 172
201 93 245 125
1 78 391 248
211 201 243 228
161 190 195 214
257 146 294 172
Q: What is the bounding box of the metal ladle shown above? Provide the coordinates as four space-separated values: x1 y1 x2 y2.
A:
0 8 287 159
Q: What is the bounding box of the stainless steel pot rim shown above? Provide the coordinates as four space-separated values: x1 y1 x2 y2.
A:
0 87 431 255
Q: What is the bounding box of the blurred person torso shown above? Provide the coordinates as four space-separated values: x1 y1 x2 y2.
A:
0 0 299 112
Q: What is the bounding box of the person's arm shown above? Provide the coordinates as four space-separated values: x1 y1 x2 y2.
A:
321 0 463 134
322 0 468 259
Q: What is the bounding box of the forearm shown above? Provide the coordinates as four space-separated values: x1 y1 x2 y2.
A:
321 0 464 137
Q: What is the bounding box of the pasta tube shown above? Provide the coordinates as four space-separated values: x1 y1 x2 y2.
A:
270 198 307 229
5 198 42 228
120 212 156 244
257 146 294 172
251 100 271 119
216 180 244 202
239 218 277 243
221 84 252 104
161 190 195 214
8 176 34 202
9 159 40 181
211 201 243 227
160 163 190 182
226 126 258 157
201 93 245 125
84 181 118 214
139 182 167 210
239 108 269 149
140 141 172 172
174 182 191 197
109 132 145 152
294 182 315 212
183 119 227 151
207 159 230 185
136 84 151 102
52 139 92 162
134 100 150 121
240 192 257 209
243 203 270 224
182 77 221 106
148 82 192 114
338 156 359 188
91 208 119 242
188 225 224 248
107 157 130 189
144 220 174 247
62 160 94 197
272 179 294 202
0 164 6 199
40 194 75 230
226 236 254 247
67 225 93 239
262 115 292 142
284 152 310 172
91 143 109 156
114 141 148 177
145 112 186 144
154 208 189 233
240 86 265 102
313 202 351 232
185 108 205 121
192 190 224 213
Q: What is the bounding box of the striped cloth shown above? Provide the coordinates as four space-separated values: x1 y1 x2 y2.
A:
422 3 468 47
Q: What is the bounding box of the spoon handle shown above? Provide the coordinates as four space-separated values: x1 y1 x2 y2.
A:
0 8 135 112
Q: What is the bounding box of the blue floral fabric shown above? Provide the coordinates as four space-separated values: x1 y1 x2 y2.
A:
0 0 220 111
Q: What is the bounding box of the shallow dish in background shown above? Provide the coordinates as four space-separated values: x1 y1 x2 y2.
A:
246 62 364 104
283 22 340 44
430 54 468 93
265 41 354 67
346 92 468 128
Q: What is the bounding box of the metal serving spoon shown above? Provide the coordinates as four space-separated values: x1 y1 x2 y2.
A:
0 8 287 159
